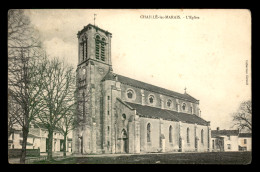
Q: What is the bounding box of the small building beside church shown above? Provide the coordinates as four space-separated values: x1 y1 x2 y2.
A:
73 24 211 154
211 128 239 152
8 123 72 153
238 133 252 151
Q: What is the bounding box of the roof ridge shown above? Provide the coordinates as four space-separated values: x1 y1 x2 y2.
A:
113 73 198 103
212 129 239 131
117 74 181 94
185 93 198 101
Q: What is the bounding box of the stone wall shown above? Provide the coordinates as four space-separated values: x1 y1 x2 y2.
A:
120 83 199 116
114 99 140 154
139 117 209 153
8 149 40 158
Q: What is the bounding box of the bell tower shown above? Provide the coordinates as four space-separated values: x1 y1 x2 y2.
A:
74 24 112 154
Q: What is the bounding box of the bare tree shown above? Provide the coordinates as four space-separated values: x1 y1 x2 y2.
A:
232 100 252 132
57 109 76 157
7 89 21 138
8 9 44 164
36 57 76 160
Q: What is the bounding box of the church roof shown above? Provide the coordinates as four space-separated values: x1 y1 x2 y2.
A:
77 24 112 37
125 102 209 126
102 71 198 103
28 133 41 138
32 122 61 132
211 130 239 138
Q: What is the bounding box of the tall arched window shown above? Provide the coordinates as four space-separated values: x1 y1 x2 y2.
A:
95 35 100 59
82 38 88 60
95 35 106 61
101 38 106 61
169 125 173 143
201 129 204 144
147 123 151 142
187 128 190 143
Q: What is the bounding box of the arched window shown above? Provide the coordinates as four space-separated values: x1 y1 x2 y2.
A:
201 129 204 144
169 125 173 143
149 95 154 104
107 126 110 135
190 107 193 114
182 103 186 111
101 38 106 61
95 35 100 59
95 35 106 61
82 38 88 60
212 140 215 149
187 128 190 143
167 100 172 108
127 90 133 99
147 123 151 142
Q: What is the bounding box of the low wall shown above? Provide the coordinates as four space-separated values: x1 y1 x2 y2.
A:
8 149 40 158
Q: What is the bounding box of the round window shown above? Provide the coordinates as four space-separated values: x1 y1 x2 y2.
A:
127 90 133 99
167 100 172 107
182 103 186 111
149 95 154 104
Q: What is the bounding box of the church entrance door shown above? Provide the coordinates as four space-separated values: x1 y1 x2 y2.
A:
121 129 128 153
123 138 127 153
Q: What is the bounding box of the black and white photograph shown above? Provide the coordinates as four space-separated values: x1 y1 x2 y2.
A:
7 9 251 164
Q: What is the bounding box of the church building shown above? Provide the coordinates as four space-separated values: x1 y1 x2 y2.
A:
72 24 211 154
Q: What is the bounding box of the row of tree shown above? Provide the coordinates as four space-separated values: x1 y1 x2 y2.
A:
8 9 77 163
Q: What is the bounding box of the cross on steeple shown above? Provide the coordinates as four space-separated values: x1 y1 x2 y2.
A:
184 87 187 93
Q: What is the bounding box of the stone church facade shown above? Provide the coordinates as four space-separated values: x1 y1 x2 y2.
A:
72 24 211 154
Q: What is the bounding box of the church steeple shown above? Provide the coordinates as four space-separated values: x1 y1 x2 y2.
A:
75 23 113 154
77 24 112 66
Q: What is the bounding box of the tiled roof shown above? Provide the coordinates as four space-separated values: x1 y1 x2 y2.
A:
125 102 209 126
28 133 41 138
238 133 252 138
102 71 198 103
32 122 61 132
77 24 112 37
211 130 239 138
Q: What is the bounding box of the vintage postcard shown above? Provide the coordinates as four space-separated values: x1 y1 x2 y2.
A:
8 9 251 164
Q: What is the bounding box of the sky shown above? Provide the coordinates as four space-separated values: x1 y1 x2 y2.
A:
24 9 251 130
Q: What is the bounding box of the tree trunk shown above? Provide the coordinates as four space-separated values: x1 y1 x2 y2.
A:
20 126 29 164
47 129 53 160
63 134 67 157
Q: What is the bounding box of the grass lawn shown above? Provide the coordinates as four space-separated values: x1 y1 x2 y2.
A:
33 151 251 164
